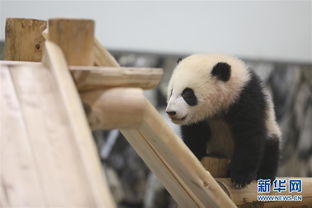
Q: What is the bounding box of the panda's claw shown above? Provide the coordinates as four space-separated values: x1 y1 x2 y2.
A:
230 171 256 189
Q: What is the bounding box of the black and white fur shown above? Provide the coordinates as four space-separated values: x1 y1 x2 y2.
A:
166 54 281 188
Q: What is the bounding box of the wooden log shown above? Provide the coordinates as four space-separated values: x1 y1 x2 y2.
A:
4 18 47 61
81 88 147 130
216 178 312 207
201 156 230 178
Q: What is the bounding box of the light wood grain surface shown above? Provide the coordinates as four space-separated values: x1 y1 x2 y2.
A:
0 42 116 207
4 18 47 61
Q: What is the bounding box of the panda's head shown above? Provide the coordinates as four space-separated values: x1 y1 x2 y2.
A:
166 54 250 125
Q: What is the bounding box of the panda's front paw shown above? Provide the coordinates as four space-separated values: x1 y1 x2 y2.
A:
230 171 256 189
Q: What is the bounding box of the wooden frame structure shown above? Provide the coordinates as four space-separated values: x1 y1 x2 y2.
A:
1 18 312 208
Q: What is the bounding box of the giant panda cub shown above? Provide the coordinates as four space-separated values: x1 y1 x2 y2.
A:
166 54 281 188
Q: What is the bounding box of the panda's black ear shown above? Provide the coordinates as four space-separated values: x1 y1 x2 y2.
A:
211 62 231 82
177 57 183 63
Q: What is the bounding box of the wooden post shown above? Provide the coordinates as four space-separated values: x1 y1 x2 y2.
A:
47 18 95 84
48 18 95 66
4 18 47 61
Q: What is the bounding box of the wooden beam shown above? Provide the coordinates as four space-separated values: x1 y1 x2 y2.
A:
122 102 237 208
42 40 116 208
94 39 120 67
4 18 47 61
121 128 200 207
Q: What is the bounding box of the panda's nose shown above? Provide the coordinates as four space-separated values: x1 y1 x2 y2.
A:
166 111 176 116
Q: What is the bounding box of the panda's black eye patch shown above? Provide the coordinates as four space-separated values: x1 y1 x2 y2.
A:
182 88 197 106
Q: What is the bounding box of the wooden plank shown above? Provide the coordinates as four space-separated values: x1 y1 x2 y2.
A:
10 63 95 206
0 65 46 207
4 18 46 61
0 61 163 90
42 40 116 208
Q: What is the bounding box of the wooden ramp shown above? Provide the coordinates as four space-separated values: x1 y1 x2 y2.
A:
0 53 116 207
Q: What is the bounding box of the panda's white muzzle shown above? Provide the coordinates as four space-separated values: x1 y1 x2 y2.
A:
166 96 188 124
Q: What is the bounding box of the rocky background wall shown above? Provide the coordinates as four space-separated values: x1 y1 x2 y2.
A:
0 43 311 208
103 51 312 208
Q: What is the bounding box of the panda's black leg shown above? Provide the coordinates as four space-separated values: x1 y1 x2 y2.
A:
181 120 210 160
257 137 279 181
229 124 266 189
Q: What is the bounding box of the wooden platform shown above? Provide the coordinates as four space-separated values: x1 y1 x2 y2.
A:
0 58 116 207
